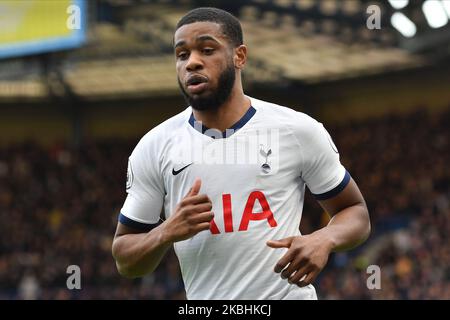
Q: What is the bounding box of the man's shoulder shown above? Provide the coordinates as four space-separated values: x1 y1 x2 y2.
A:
132 107 190 155
250 96 319 130
141 107 190 142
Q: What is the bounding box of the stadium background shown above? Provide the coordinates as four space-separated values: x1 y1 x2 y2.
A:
0 0 449 299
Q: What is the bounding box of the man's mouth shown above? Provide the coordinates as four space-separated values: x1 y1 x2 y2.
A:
186 75 208 94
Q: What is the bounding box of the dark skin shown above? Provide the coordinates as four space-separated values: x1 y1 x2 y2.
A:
174 22 250 131
112 21 371 286
267 178 370 287
112 179 212 277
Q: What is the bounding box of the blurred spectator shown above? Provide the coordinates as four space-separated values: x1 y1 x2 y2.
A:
18 271 40 300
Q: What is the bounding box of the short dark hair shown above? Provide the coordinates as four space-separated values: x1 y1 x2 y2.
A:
175 7 243 47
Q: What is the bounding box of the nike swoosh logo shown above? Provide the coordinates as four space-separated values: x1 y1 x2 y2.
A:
172 163 193 175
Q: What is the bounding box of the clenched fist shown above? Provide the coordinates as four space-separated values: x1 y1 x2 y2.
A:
162 179 214 243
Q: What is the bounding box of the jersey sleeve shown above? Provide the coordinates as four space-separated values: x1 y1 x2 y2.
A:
294 113 350 200
119 134 165 229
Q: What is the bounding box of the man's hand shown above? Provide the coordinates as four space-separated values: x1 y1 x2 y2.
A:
266 178 370 288
266 230 333 287
161 178 214 243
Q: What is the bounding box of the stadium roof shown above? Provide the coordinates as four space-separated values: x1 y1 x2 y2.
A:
0 0 448 101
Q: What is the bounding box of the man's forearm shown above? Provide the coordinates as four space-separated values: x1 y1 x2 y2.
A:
112 224 173 278
316 203 371 252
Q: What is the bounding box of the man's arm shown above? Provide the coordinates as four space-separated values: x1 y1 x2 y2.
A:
112 222 172 278
112 179 214 278
266 177 370 287
316 177 370 251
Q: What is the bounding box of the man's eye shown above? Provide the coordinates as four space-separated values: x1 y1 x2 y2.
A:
203 48 214 55
177 52 188 60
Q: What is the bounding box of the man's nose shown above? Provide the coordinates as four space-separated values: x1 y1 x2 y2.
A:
186 52 203 72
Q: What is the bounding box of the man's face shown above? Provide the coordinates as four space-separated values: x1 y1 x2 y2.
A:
174 21 236 111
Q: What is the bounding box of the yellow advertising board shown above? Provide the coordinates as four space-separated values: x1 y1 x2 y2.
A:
0 0 86 58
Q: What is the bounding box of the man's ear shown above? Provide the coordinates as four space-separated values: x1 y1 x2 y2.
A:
234 45 247 69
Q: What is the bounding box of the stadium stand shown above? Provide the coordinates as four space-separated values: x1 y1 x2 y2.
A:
0 107 448 299
0 0 424 101
0 0 449 300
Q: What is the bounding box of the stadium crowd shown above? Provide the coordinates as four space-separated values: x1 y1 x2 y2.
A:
0 107 448 299
308 108 450 299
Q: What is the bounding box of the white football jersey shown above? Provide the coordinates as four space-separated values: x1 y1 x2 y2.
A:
120 96 350 300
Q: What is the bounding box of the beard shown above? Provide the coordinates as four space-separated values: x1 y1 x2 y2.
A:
178 62 236 111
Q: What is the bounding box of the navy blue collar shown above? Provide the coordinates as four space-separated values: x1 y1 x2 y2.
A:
188 106 256 139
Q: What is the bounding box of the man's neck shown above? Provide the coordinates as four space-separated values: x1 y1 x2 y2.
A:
192 90 251 132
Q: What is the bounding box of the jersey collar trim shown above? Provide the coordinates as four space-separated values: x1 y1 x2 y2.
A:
188 106 256 139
